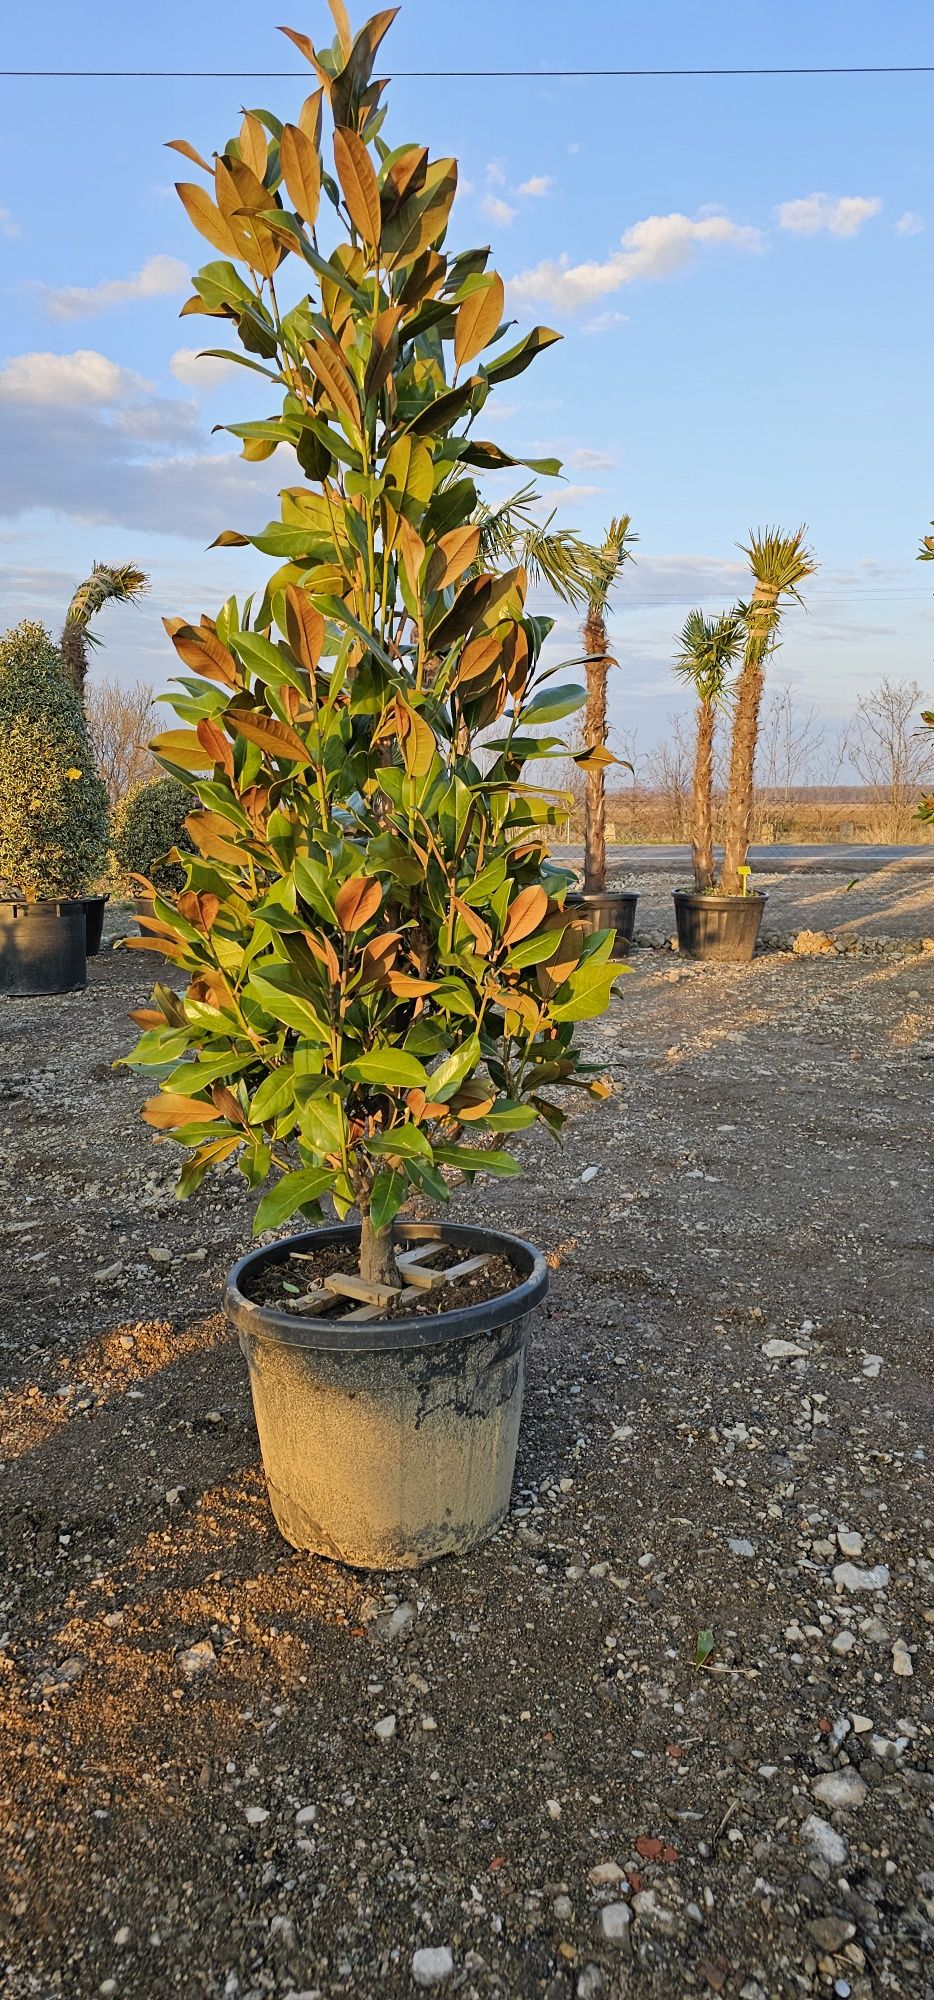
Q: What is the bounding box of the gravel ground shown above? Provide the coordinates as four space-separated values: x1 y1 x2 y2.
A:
1 887 933 2000
606 866 934 945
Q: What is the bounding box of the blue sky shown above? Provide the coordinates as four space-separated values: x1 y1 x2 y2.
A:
1 0 932 760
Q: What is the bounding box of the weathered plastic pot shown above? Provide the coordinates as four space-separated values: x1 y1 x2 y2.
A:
134 893 157 933
0 899 87 997
566 889 638 961
224 1220 548 1571
673 888 767 963
83 894 109 957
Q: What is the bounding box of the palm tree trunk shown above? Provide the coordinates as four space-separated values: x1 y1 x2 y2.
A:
721 655 765 893
583 609 608 896
692 698 715 890
60 625 89 705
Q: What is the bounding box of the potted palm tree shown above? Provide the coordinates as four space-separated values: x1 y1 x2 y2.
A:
567 517 637 958
672 527 816 962
0 622 109 995
61 560 148 951
122 1 621 1571
672 604 743 919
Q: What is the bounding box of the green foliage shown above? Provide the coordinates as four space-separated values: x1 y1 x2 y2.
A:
0 621 108 899
111 777 194 893
125 4 620 1260
674 607 744 708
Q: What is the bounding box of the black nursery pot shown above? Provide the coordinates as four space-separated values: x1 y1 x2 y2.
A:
673 888 767 964
83 894 109 957
0 899 87 997
566 890 639 961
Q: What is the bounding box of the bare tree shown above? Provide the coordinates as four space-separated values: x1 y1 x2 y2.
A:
847 676 934 840
85 677 157 804
645 714 694 843
756 686 828 802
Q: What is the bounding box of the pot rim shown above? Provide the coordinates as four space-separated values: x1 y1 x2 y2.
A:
672 887 768 907
0 896 88 915
566 889 639 905
224 1218 549 1355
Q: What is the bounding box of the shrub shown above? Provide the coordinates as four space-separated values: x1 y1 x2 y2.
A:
0 621 109 900
123 4 620 1284
111 777 194 894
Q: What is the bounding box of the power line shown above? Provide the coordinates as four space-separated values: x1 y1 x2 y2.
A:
1 64 933 81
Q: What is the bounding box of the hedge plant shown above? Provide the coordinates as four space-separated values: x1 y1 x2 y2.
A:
0 621 108 900
124 2 620 1283
111 776 194 895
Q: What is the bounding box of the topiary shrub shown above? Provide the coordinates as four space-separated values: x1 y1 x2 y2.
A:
0 621 109 900
111 777 195 895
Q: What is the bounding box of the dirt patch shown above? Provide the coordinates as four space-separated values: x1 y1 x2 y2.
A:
0 928 932 1999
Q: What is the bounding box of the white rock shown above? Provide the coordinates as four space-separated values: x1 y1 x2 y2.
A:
833 1562 889 1594
588 1860 626 1885
553 1894 573 1920
421 1714 437 1731
892 1643 913 1678
812 1769 867 1810
244 1805 269 1825
581 1166 601 1183
861 1354 882 1379
374 1713 397 1740
831 1630 856 1656
631 1889 675 1931
148 1246 172 1266
836 1528 863 1558
801 1814 847 1867
850 1715 873 1734
295 1804 316 1825
177 1639 216 1677
114 1926 131 1947
576 1969 606 2000
411 1945 454 1987
546 1798 562 1819
93 1261 124 1285
600 1902 631 1941
728 1538 756 1558
762 1337 809 1360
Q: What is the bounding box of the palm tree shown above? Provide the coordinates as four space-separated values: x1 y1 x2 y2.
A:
720 527 816 895
60 562 148 706
675 607 744 891
581 517 636 895
474 484 598 607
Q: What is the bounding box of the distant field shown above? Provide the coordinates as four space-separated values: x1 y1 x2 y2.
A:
575 788 934 846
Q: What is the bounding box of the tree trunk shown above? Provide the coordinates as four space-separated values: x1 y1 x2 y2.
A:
359 1209 397 1286
721 656 765 893
692 698 715 890
583 609 608 896
60 624 89 706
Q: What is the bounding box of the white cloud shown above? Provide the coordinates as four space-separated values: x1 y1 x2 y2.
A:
775 193 882 238
895 210 925 237
481 194 518 228
0 207 19 238
42 253 189 321
567 446 617 470
509 210 762 312
582 309 629 336
518 175 554 198
170 348 241 389
0 350 153 408
486 160 508 188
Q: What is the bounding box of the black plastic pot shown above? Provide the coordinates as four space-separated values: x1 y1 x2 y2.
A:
0 899 87 997
83 894 109 957
225 1219 549 1570
566 889 638 961
673 888 767 963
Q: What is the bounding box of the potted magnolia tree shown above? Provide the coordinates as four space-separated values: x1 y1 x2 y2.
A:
565 517 638 958
672 527 815 962
0 622 109 995
123 1 619 1571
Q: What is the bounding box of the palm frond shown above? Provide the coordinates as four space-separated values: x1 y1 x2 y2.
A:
739 526 817 604
474 486 599 607
919 523 934 563
586 513 638 615
65 562 149 635
674 606 744 704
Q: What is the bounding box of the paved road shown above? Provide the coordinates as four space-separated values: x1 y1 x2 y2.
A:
550 842 934 876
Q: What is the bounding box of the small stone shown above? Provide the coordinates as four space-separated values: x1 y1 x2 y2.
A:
588 1860 626 1886
808 1917 856 1952
177 1639 216 1678
762 1338 809 1360
553 1894 573 1921
831 1630 856 1656
801 1814 847 1867
728 1538 756 1558
836 1528 863 1558
631 1889 675 1932
850 1715 873 1733
295 1804 316 1825
580 1166 601 1183
812 1769 867 1810
861 1354 882 1379
244 1805 269 1825
93 1261 123 1285
546 1798 562 1819
421 1714 437 1731
833 1562 889 1594
892 1642 913 1678
148 1246 172 1266
99 1984 117 1998
860 1615 890 1642
114 1926 131 1947
165 1487 184 1508
411 1945 454 1987
576 1968 606 2000
374 1713 397 1740
599 1902 631 1941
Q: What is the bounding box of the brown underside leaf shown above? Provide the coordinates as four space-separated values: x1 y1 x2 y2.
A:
303 337 360 427
333 126 382 245
166 137 213 174
502 883 548 947
284 587 325 673
280 122 321 226
454 273 505 369
227 708 310 764
175 182 243 258
141 1092 223 1129
335 875 382 933
239 112 269 181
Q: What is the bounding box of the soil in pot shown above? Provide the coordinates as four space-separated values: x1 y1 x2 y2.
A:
243 1238 517 1321
83 894 109 957
566 889 638 960
0 898 87 997
673 888 766 964
225 1219 548 1570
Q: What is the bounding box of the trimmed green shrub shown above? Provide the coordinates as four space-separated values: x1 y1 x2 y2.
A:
111 777 194 894
0 621 109 900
